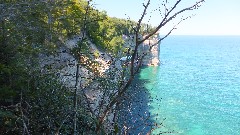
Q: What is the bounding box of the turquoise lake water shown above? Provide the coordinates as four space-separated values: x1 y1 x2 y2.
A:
139 36 240 135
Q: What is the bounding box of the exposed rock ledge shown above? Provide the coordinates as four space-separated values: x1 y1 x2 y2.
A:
141 35 160 66
123 33 160 66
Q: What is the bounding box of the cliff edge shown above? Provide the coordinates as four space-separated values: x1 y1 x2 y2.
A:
140 33 160 66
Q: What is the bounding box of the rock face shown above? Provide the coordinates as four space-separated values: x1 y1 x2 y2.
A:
40 35 112 89
140 34 160 66
122 33 160 66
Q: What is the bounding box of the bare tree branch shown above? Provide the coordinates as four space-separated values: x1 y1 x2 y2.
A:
92 0 205 133
137 0 151 32
139 0 204 45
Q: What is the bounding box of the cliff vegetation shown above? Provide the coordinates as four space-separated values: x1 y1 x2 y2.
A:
0 0 205 134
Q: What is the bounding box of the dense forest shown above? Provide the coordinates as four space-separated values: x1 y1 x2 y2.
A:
0 0 154 134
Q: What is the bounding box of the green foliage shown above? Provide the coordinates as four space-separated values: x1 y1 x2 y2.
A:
109 36 124 53
93 51 100 58
0 0 156 134
0 0 93 134
26 74 73 134
86 13 136 55
0 0 107 133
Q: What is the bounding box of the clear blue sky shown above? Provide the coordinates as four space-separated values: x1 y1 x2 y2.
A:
94 0 240 35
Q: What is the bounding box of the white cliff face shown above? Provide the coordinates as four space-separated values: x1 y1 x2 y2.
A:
141 37 160 66
39 36 118 132
39 34 159 132
39 46 92 89
40 35 112 90
123 34 160 66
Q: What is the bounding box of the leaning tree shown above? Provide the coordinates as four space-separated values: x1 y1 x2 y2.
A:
74 0 206 134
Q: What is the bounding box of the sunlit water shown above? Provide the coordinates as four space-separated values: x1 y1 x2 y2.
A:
139 36 240 135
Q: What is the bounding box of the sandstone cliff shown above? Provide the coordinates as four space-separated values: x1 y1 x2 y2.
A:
140 34 160 66
123 33 160 66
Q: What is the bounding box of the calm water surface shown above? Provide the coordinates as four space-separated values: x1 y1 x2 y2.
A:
139 36 240 135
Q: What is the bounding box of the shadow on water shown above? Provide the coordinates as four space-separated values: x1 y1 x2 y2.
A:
118 66 164 134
